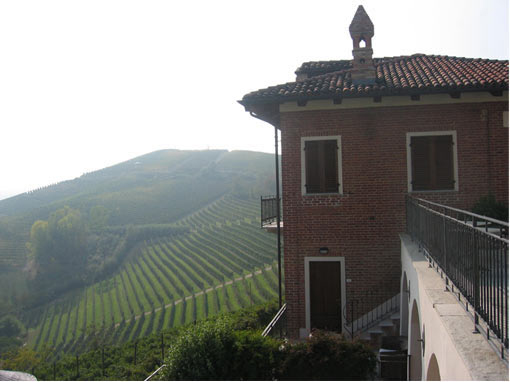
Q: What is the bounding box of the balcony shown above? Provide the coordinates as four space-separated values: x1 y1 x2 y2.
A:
260 196 283 233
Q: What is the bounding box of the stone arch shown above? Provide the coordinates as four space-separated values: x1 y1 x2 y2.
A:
400 272 409 336
426 353 441 380
353 35 372 49
409 300 422 380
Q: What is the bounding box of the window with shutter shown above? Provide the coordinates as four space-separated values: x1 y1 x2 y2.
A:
407 132 457 192
302 137 342 194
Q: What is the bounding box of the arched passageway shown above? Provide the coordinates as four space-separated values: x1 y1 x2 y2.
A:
409 300 422 380
426 353 441 380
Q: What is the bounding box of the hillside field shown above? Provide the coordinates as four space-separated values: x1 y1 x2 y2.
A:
25 196 280 354
0 149 280 355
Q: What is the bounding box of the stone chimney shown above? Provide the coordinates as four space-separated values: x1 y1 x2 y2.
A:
349 5 376 85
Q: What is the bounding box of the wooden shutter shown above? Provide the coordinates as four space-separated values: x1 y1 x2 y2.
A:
411 135 454 191
305 139 339 193
305 140 321 193
434 135 454 190
411 136 431 191
323 140 339 193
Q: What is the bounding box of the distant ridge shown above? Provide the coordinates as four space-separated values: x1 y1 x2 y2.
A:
0 149 275 222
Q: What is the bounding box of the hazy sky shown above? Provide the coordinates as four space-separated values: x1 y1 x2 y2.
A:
0 0 508 199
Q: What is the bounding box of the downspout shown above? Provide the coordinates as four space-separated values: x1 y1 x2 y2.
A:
274 125 282 309
249 111 283 310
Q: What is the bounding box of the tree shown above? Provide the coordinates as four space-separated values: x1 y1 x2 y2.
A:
27 220 50 262
0 346 42 372
0 315 25 337
0 315 25 353
88 205 110 232
27 206 88 289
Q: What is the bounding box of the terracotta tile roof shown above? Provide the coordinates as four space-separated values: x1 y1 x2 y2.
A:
240 54 508 105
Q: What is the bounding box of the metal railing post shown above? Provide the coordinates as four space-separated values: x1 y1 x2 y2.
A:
473 228 480 333
443 207 448 274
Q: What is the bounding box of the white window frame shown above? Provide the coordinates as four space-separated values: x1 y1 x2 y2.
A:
302 256 347 338
300 135 343 195
406 130 459 192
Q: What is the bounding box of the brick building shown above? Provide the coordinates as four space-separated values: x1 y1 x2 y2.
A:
240 5 508 340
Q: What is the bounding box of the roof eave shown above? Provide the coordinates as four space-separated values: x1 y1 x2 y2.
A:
240 85 509 107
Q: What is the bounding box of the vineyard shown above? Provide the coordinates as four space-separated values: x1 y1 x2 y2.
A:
0 238 25 269
23 195 281 354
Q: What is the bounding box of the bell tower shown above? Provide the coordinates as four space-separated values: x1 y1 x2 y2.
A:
349 5 376 85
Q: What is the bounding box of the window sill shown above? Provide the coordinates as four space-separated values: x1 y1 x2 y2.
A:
303 192 344 196
408 189 458 193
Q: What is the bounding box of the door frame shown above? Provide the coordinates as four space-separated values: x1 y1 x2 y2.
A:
304 256 346 336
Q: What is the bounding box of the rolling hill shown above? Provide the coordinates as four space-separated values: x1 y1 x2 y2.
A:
0 149 275 268
0 149 280 353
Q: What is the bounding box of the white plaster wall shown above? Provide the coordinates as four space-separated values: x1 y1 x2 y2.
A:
400 233 508 381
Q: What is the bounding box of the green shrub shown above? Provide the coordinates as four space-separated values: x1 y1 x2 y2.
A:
472 194 508 221
162 317 376 381
229 299 279 330
162 317 234 380
228 330 283 380
162 317 282 380
278 330 376 381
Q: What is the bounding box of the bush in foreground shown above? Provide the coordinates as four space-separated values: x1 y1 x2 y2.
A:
278 330 376 380
161 317 281 380
161 319 376 381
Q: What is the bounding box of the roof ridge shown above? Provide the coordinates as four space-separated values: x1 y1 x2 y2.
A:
298 54 508 66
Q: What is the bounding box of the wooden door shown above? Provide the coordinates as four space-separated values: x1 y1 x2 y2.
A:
310 261 342 331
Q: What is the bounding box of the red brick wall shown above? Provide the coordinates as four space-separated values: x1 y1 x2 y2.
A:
279 101 508 338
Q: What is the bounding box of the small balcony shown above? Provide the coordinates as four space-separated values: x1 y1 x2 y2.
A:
260 195 283 233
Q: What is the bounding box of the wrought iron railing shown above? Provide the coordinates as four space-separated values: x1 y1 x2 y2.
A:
343 288 400 339
262 303 287 338
261 195 280 227
406 196 508 349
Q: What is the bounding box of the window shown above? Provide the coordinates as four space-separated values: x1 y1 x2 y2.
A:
301 136 342 194
406 131 458 192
